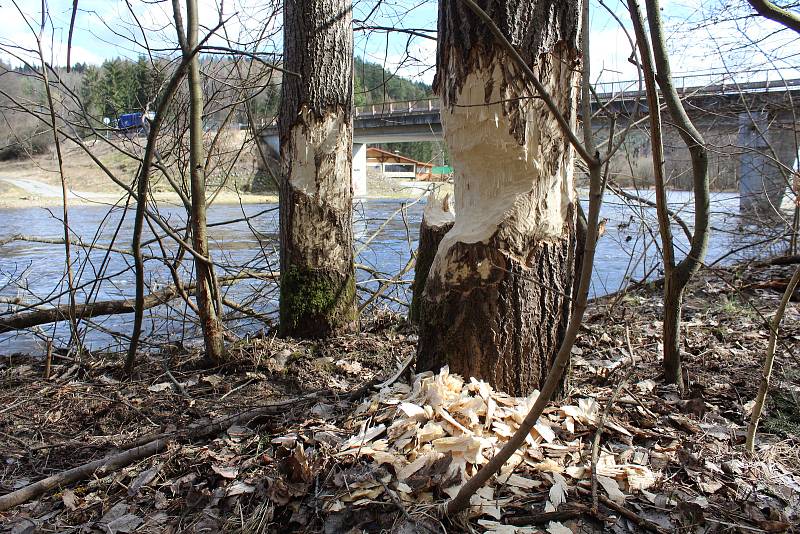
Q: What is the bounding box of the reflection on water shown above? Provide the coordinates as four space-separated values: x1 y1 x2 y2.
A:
0 191 786 354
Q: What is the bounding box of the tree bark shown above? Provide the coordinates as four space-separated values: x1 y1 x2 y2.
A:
409 194 454 325
416 0 581 395
643 0 710 392
746 0 800 34
127 32 194 375
183 0 225 363
278 0 357 338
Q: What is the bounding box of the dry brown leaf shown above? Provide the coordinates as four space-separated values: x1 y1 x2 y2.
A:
211 465 239 479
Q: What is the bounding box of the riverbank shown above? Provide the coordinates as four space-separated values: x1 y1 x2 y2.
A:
0 176 449 209
0 140 452 209
0 179 281 209
1 259 798 532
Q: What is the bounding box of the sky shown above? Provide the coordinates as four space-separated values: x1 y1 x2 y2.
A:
1 0 798 88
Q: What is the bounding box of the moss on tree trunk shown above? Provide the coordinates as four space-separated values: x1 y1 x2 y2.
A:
279 265 357 337
278 0 358 338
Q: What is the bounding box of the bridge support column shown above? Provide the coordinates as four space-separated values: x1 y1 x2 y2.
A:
738 111 794 214
264 134 280 157
352 142 367 196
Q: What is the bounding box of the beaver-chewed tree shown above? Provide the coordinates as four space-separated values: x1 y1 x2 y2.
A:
278 0 358 337
416 0 582 395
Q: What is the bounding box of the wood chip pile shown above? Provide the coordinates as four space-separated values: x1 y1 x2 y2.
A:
331 367 658 531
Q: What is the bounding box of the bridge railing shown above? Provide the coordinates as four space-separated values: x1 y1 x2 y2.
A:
594 67 800 100
354 69 800 118
355 98 439 117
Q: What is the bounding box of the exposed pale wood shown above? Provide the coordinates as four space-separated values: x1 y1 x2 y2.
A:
409 194 454 324
278 0 357 337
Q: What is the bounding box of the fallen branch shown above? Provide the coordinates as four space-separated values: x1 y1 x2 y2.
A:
745 277 800 297
0 394 311 512
576 486 669 534
505 504 589 526
0 272 276 333
0 439 169 512
753 254 800 267
0 288 179 334
0 354 414 511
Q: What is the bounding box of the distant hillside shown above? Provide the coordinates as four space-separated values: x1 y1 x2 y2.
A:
354 57 432 105
352 58 443 166
0 56 441 165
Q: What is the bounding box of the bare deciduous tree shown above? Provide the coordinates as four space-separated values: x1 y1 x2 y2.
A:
415 0 583 395
278 0 358 338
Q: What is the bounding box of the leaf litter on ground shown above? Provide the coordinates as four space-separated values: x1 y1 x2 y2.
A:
1 265 800 532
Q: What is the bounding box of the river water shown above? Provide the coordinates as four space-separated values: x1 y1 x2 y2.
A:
0 191 784 354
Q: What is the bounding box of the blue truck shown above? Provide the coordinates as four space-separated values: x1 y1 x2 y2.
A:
116 112 155 136
117 112 145 130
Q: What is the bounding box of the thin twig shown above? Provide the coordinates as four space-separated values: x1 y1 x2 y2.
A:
591 327 636 512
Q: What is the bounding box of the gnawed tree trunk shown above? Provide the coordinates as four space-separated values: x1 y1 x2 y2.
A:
410 194 455 325
416 0 581 395
278 0 357 338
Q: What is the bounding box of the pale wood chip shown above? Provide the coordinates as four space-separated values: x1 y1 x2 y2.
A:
597 475 626 504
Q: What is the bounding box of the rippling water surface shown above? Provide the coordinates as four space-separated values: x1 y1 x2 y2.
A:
0 191 784 354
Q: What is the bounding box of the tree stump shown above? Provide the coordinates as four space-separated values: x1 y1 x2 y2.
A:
410 193 455 325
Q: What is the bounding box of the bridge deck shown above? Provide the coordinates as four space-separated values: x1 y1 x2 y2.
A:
262 74 800 144
354 77 800 119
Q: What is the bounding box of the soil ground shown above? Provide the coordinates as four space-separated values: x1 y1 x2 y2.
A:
0 262 798 533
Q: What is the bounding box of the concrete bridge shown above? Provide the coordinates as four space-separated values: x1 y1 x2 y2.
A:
263 71 800 212
261 100 442 196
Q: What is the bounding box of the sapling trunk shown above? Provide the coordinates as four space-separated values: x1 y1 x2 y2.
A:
629 0 710 393
184 0 226 363
746 266 800 453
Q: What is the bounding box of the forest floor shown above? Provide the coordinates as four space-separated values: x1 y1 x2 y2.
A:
1 260 799 533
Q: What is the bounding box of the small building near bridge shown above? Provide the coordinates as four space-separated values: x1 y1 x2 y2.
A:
366 147 434 181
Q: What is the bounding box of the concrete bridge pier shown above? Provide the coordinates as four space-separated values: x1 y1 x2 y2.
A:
260 133 368 196
738 111 796 214
352 143 367 197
